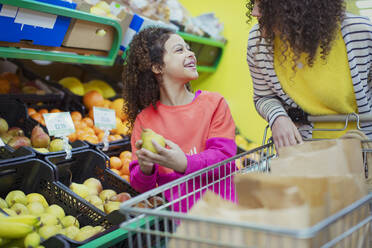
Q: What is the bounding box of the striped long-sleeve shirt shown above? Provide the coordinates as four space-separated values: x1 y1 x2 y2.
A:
247 13 372 139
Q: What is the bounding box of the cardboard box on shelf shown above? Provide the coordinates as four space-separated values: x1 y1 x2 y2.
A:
62 0 178 52
0 0 77 47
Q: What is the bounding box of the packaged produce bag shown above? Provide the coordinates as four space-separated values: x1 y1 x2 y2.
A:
169 173 369 248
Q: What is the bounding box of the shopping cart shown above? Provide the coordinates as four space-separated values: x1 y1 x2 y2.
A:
119 113 372 248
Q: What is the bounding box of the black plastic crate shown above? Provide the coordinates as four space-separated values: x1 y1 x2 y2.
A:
0 158 111 248
0 145 35 165
26 92 86 117
92 136 131 153
45 149 140 226
0 59 65 104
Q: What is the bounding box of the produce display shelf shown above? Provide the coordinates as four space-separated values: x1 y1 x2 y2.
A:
0 0 122 66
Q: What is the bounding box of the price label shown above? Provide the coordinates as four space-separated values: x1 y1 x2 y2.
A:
93 107 116 130
0 138 4 147
43 112 75 137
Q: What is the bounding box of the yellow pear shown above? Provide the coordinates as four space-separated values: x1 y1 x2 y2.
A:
69 183 90 199
104 201 120 214
141 129 165 154
99 189 116 202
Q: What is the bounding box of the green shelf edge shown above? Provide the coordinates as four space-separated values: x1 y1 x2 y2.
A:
178 32 225 73
177 31 225 48
79 217 153 248
0 0 122 66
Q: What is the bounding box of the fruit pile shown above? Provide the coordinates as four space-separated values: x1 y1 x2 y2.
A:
108 150 132 183
58 77 116 99
0 190 105 247
28 91 130 145
0 72 50 95
0 118 69 153
69 178 131 214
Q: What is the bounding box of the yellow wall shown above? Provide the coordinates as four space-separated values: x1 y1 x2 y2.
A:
179 0 269 143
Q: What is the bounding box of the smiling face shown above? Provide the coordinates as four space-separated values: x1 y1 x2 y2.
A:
159 34 199 84
251 0 261 19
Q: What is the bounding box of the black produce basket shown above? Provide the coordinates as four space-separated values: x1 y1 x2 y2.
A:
26 92 86 117
91 135 130 152
0 59 65 104
45 149 140 226
0 145 35 165
0 159 112 248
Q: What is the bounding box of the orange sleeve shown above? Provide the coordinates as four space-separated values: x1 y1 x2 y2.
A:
130 116 143 161
208 97 236 140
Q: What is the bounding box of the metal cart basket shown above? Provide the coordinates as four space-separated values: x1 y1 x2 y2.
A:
120 114 372 248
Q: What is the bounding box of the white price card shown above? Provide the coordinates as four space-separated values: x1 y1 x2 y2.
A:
93 107 116 130
43 112 75 137
0 138 5 147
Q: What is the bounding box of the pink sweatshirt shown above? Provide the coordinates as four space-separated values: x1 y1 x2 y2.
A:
129 91 237 212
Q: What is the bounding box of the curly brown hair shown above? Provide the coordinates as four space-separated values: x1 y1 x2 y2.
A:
122 27 174 132
245 0 346 69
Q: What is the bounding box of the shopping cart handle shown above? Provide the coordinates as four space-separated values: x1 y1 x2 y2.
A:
308 114 372 122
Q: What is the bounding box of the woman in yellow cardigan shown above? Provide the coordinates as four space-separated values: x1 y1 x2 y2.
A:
246 0 372 148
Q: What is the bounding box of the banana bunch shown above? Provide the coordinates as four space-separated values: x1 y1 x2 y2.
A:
0 215 43 248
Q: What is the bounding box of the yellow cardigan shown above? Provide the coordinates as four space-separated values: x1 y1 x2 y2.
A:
274 30 357 138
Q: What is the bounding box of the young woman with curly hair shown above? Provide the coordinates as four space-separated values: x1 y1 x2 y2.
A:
122 27 237 211
246 0 372 149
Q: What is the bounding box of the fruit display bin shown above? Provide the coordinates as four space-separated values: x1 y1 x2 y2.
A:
0 98 88 158
83 135 130 150
0 145 35 165
0 158 112 248
0 59 65 104
44 149 140 227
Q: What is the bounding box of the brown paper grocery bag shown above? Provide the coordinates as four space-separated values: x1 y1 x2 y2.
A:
271 139 364 177
168 191 312 248
169 174 369 248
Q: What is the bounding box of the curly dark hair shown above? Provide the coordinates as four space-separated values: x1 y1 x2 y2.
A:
122 27 174 132
245 0 346 69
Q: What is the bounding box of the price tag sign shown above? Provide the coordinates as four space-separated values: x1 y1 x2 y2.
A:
93 107 116 130
0 138 4 147
43 112 75 137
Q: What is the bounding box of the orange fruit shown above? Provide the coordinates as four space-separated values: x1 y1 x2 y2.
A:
0 79 10 94
93 126 103 135
108 135 116 142
2 72 20 87
71 111 82 121
84 135 99 144
82 117 94 128
50 108 61 113
83 127 95 135
97 132 105 142
120 159 130 175
68 132 77 143
88 108 94 119
111 168 121 176
83 90 104 110
110 156 122 170
73 120 84 130
121 175 130 182
120 151 132 161
28 108 37 116
38 109 48 115
30 113 43 124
